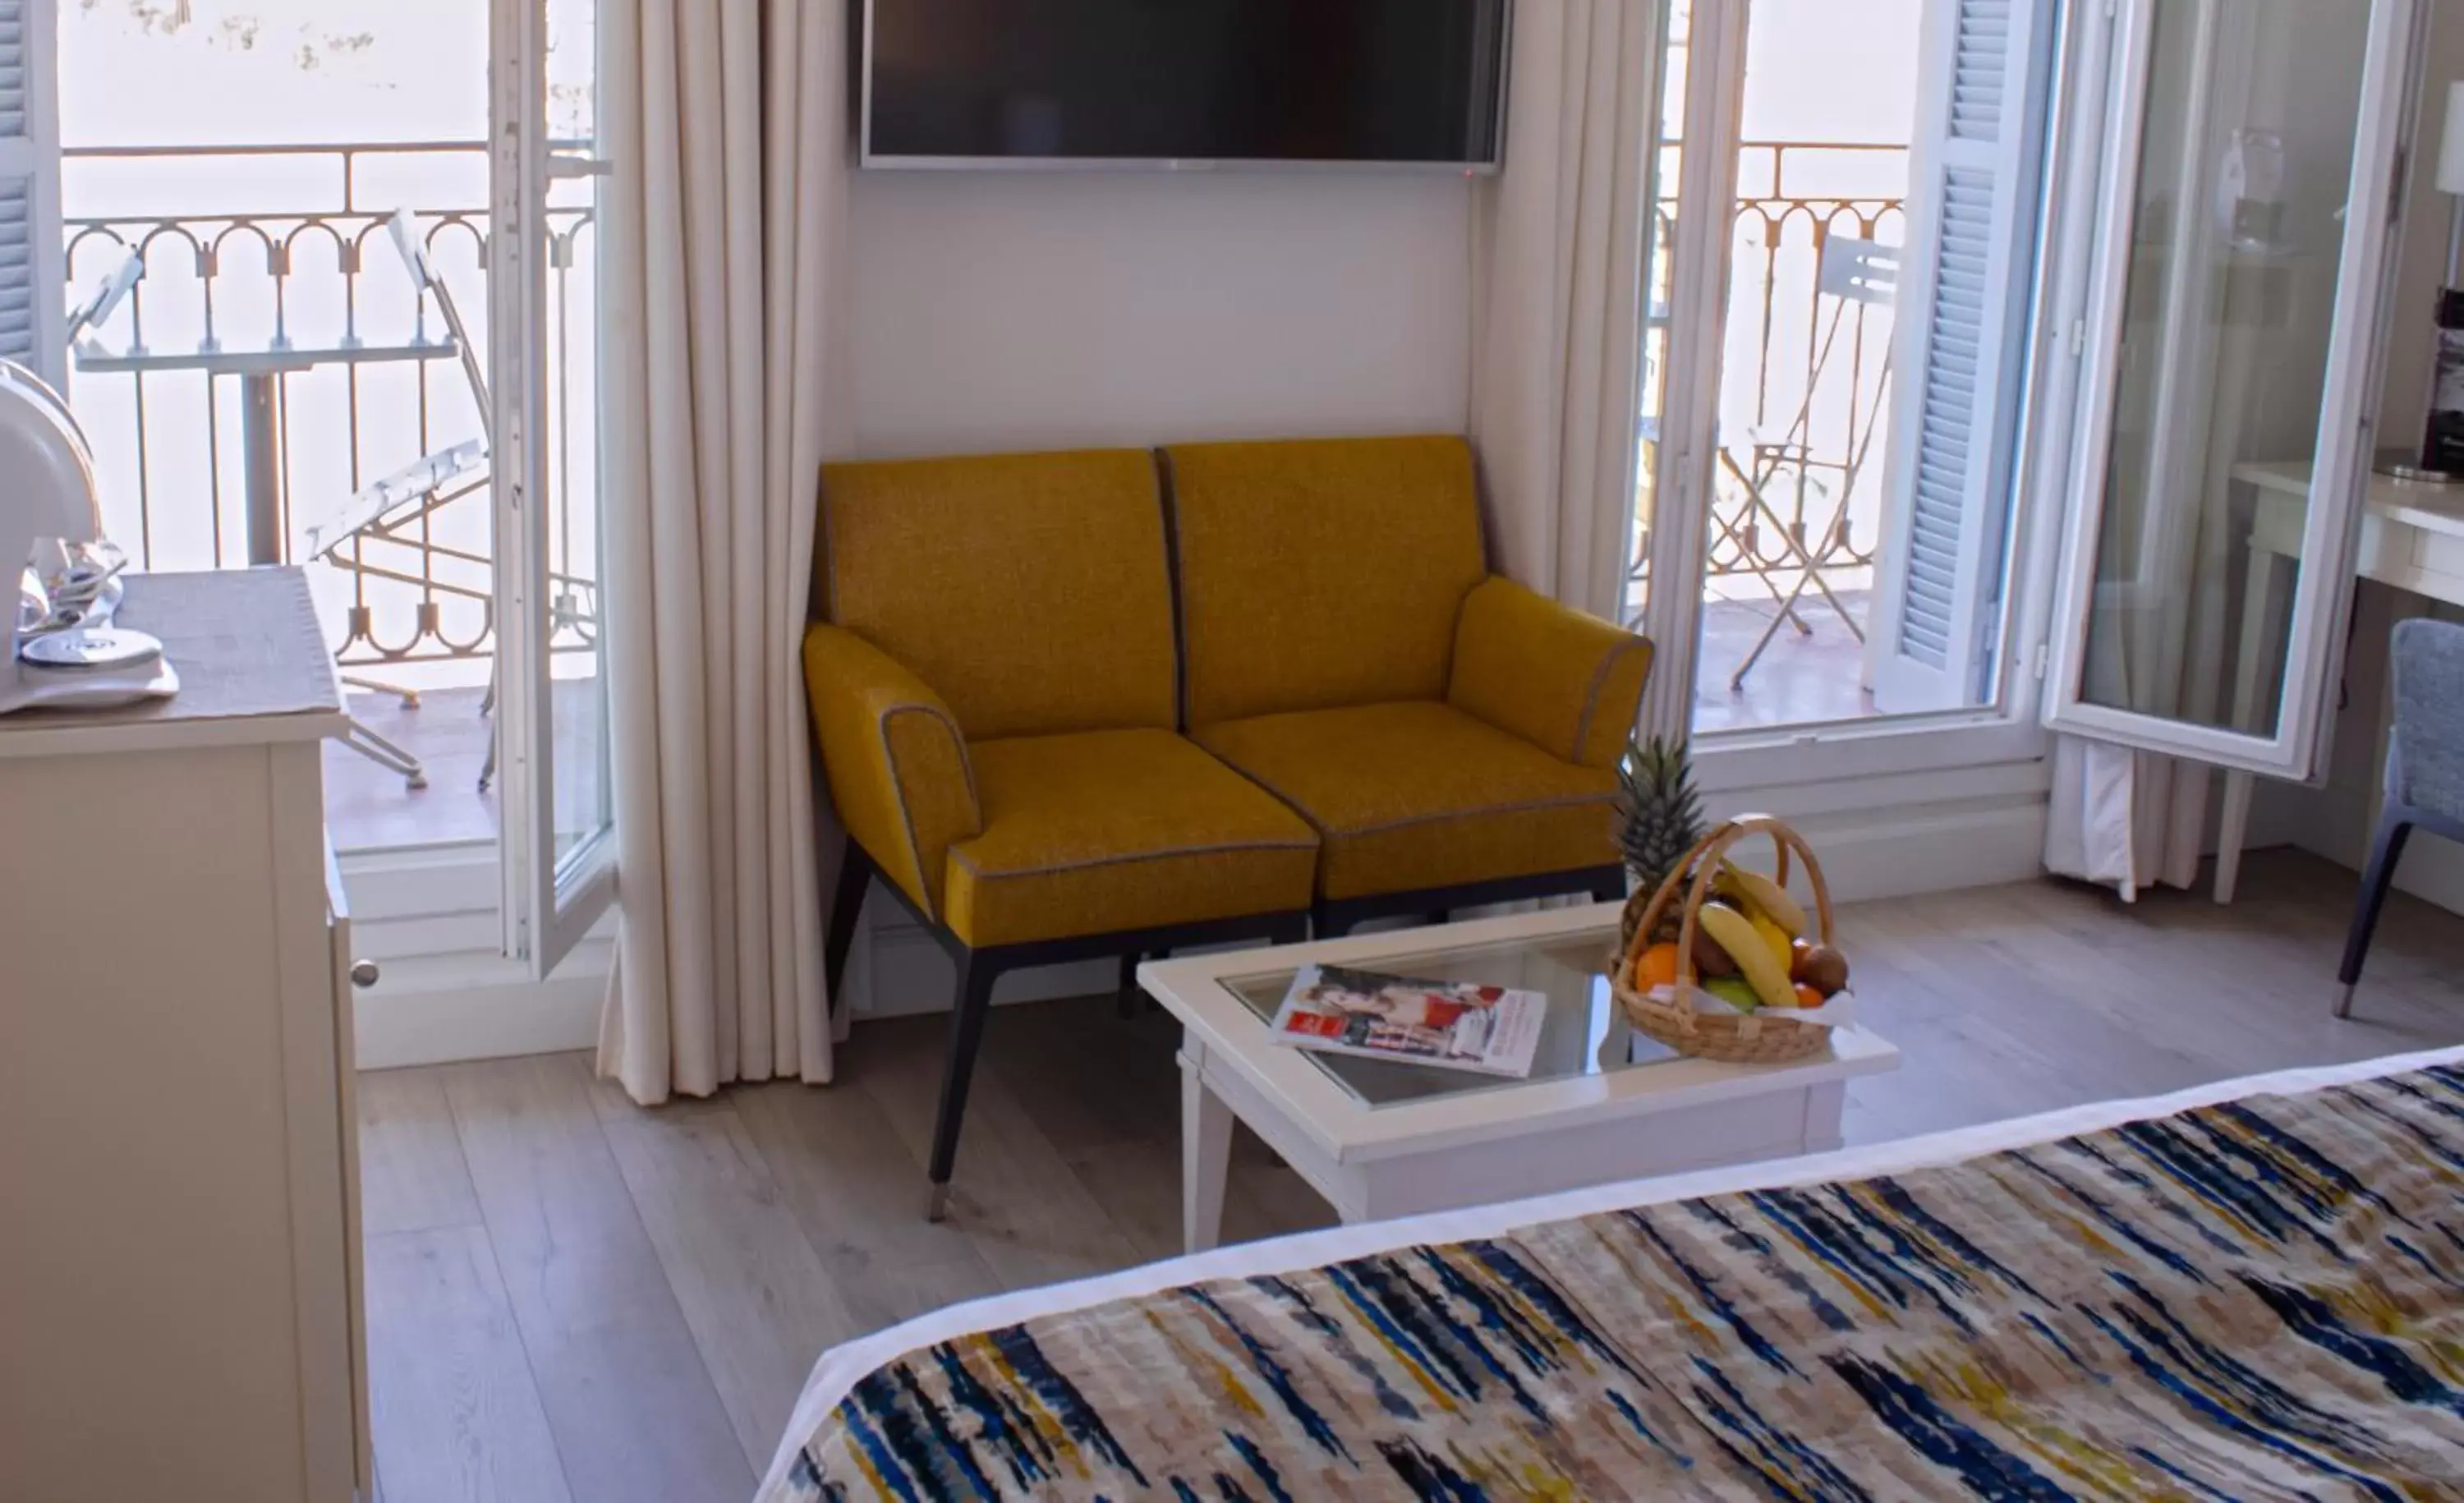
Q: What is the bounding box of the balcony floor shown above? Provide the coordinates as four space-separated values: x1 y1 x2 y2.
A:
1693 589 1878 733
325 684 502 852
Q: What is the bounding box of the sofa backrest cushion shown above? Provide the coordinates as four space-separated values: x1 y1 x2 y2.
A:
1166 435 1488 728
819 449 1177 740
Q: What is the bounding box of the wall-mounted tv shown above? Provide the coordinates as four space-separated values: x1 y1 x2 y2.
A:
861 0 1510 171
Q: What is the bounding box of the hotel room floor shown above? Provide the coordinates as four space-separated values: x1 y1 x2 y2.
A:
356 848 2464 1503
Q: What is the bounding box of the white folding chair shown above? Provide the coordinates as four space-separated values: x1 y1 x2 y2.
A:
65 248 145 347
293 211 496 790
1726 234 1899 690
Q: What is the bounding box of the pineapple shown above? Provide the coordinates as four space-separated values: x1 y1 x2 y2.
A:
1616 735 1704 949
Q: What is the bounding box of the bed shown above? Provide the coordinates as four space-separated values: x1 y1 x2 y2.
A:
757 1045 2464 1500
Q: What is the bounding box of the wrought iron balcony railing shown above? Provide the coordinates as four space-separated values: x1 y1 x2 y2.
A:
1642 140 1910 598
60 138 1899 677
60 138 597 677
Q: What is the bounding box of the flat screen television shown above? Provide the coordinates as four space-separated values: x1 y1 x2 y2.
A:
861 0 1510 170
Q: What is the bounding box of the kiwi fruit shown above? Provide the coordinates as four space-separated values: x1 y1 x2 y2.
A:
1795 942 1850 995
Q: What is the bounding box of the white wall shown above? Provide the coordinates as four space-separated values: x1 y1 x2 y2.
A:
844 169 1476 457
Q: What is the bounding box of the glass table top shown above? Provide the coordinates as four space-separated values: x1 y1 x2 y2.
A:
1222 923 1685 1110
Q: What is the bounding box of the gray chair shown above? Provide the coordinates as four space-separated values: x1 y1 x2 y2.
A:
2334 618 2464 1017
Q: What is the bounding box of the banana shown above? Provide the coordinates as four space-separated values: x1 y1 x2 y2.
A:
1695 902 1800 1012
1749 910 1794 975
1717 862 1809 939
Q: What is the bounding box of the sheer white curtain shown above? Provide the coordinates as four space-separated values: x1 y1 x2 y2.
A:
596 0 853 1103
1469 0 1655 622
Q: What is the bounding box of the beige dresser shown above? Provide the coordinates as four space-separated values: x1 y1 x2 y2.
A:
0 568 370 1502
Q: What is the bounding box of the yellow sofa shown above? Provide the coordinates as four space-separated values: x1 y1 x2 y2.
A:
807 436 1649 1216
1169 437 1652 932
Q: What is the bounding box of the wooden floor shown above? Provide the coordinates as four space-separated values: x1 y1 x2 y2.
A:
358 848 2464 1502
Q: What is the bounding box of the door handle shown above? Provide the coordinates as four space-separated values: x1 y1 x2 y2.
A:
547 153 611 180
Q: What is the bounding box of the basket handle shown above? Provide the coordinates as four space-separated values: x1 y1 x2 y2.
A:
1620 815 1835 990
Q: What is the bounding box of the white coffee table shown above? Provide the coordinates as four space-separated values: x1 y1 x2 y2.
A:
1138 903 1900 1252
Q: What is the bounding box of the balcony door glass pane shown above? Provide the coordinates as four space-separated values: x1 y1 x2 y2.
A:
2076 0 2371 741
544 0 607 871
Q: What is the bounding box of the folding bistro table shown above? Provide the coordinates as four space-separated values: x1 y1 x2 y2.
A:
71 334 459 568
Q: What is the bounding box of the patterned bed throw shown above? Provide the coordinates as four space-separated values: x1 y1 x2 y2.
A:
771 1068 2464 1499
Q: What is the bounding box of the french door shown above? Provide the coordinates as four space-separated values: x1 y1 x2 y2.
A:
490 0 614 977
2040 0 2425 782
1643 0 2426 810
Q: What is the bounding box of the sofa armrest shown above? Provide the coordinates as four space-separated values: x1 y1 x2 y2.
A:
803 623 982 921
1447 577 1654 770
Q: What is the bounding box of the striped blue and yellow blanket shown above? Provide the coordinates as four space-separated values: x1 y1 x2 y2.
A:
774 1065 2464 1499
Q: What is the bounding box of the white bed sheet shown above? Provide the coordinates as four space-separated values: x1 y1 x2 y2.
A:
757 1041 2464 1496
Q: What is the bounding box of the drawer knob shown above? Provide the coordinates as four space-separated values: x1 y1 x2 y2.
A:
350 961 381 990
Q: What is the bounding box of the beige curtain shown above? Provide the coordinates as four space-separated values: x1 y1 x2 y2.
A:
596 0 852 1103
1469 0 1655 623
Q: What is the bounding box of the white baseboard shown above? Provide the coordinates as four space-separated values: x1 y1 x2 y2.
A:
338 842 499 922
2285 778 2464 915
353 939 611 1070
1705 753 2052 903
2254 765 2464 917
1728 795 2051 903
2384 834 2464 914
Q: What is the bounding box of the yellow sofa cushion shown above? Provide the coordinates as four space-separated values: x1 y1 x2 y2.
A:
804 623 981 921
1448 577 1655 770
1165 436 1489 728
943 729 1319 949
1195 701 1619 902
819 449 1177 740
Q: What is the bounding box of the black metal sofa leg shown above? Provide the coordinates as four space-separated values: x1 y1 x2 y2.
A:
822 844 872 1014
2336 813 2413 1020
926 953 1000 1221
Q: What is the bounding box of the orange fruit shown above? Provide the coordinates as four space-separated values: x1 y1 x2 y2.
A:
1792 982 1826 1009
1635 942 1682 991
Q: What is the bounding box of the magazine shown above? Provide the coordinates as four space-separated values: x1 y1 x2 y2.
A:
1266 963 1547 1079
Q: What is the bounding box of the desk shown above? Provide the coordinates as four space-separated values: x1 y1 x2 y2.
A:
2213 462 2464 901
73 334 458 568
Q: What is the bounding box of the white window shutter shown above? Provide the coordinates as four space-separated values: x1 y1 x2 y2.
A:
1864 0 2056 712
0 0 61 389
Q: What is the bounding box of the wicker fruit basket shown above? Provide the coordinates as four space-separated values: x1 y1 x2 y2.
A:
1613 815 1841 1065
